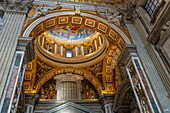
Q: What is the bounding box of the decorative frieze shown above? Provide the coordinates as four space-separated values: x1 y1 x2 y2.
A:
34 68 103 96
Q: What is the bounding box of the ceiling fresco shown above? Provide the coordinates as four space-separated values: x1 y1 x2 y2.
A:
47 26 95 40
38 78 99 100
84 61 103 85
35 59 104 90
36 58 54 82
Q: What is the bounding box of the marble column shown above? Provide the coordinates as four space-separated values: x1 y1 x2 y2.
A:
94 39 98 50
60 45 64 56
54 44 58 55
41 37 45 48
75 46 79 57
80 45 84 56
98 35 102 47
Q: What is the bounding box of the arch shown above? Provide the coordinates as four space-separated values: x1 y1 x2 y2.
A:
22 11 131 44
102 44 121 92
22 10 133 95
113 79 133 112
35 67 104 96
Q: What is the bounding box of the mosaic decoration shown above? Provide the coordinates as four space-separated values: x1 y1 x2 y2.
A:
39 78 56 99
81 79 99 99
36 58 54 82
84 61 103 84
47 26 95 40
33 15 122 45
38 78 99 100
35 68 103 95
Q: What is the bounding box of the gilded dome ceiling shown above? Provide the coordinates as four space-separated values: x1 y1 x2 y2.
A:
47 26 95 40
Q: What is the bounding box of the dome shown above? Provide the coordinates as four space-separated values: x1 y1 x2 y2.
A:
36 25 108 67
47 26 95 40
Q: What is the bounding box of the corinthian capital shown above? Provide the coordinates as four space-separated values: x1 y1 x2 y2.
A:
3 0 33 14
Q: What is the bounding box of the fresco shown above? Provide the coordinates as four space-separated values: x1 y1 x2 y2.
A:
84 61 103 84
39 79 98 100
81 79 99 99
47 26 95 40
39 78 56 99
36 59 54 83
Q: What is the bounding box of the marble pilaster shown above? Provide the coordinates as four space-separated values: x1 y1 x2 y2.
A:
0 13 26 102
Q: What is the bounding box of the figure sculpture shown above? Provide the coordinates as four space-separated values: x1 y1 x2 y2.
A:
29 4 62 22
94 5 123 26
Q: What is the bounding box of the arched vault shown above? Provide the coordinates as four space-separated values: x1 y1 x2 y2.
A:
35 67 104 95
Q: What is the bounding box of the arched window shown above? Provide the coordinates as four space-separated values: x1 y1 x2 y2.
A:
144 0 162 17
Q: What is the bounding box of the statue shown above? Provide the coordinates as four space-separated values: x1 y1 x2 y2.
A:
88 46 93 54
29 4 62 22
74 6 81 14
116 1 137 22
94 5 123 26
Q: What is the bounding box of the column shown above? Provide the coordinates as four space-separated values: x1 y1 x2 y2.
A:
0 13 26 101
54 44 58 55
0 1 33 102
80 45 84 56
118 44 161 113
75 46 78 57
41 37 45 48
98 35 102 47
60 45 63 56
94 39 98 50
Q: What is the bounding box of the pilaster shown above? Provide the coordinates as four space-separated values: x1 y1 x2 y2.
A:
118 44 161 113
99 94 114 113
0 0 33 102
0 37 34 113
123 2 170 112
25 93 39 113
